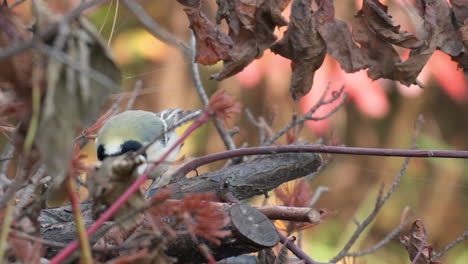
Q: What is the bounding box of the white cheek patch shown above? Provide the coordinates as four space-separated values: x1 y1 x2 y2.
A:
104 144 122 156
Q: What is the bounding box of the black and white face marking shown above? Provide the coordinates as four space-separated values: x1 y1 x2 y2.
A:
97 140 145 161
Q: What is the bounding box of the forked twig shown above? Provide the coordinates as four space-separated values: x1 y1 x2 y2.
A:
432 230 468 260
264 86 347 146
330 116 424 263
189 31 237 152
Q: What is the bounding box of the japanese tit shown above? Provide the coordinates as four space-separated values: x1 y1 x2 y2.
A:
95 109 200 180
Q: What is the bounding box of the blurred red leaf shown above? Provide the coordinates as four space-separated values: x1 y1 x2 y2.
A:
208 89 242 121
427 51 468 103
180 193 231 245
148 191 230 245
275 178 312 208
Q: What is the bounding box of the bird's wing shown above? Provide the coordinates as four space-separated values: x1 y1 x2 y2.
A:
155 109 202 130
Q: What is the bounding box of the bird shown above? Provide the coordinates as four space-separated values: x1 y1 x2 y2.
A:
95 109 201 181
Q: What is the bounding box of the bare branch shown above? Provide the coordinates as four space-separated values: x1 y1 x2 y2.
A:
432 230 468 260
330 116 424 263
347 209 411 257
174 144 468 177
120 0 191 57
125 80 142 110
308 186 330 207
8 0 29 9
264 86 347 146
35 43 119 92
189 31 237 152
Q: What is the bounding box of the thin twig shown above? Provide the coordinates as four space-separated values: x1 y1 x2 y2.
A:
0 143 14 185
174 145 468 177
264 86 346 146
66 174 92 264
308 186 330 207
120 0 191 57
330 116 424 263
0 198 15 264
245 109 273 145
8 0 28 9
98 0 114 34
347 214 411 257
432 230 468 260
15 167 47 211
11 229 67 248
23 53 42 154
35 42 119 92
190 32 209 106
125 80 142 110
410 232 428 264
107 0 119 47
189 31 237 152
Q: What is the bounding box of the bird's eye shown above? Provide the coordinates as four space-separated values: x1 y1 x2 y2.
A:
121 140 144 154
97 144 106 161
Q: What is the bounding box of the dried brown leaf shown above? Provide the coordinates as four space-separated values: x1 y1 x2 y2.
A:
271 0 326 101
362 0 423 49
352 11 401 81
185 8 234 65
395 0 464 85
400 219 439 264
451 0 468 70
457 21 468 69
426 0 464 57
177 0 202 8
316 0 368 72
212 0 290 81
452 0 468 27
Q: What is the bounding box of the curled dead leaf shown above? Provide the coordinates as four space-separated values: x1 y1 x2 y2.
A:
316 0 369 73
271 0 326 101
212 0 290 81
362 0 423 49
400 219 437 264
352 11 401 81
185 8 234 65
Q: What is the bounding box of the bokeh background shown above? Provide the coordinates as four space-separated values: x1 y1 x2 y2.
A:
9 0 468 263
